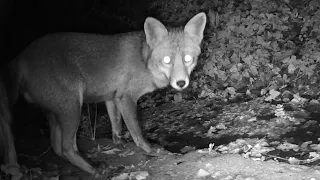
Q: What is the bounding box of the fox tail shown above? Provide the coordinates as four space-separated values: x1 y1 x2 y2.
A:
0 74 20 174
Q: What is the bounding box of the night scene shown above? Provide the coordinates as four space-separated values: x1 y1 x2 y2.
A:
1 0 320 179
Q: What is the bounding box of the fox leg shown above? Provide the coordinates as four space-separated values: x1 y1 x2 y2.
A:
3 122 19 168
47 112 80 156
47 113 62 156
115 95 151 153
106 100 123 144
55 101 96 175
73 127 78 152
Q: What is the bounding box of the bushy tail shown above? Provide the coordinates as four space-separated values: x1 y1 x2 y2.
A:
0 75 18 169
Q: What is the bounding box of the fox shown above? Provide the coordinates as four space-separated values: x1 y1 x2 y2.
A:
1 12 206 177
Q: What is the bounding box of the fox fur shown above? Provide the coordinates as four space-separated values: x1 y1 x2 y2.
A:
1 12 206 176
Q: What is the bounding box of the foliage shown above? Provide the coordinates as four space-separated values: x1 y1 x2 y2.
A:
149 0 320 100
78 104 99 140
198 0 320 99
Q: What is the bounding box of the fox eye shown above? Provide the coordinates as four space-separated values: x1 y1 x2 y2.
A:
184 54 193 63
163 56 171 64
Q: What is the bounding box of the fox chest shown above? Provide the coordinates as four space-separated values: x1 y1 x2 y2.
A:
82 73 156 103
83 79 119 103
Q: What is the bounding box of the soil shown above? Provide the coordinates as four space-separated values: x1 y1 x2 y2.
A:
1 96 320 180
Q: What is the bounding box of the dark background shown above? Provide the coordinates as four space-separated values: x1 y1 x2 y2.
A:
1 0 155 68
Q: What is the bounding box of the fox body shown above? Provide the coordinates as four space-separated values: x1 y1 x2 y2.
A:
2 12 206 176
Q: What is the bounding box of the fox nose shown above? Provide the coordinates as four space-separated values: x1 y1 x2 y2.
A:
176 80 186 88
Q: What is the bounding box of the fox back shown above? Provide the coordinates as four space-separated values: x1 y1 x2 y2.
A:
15 32 158 107
14 16 206 105
7 13 206 176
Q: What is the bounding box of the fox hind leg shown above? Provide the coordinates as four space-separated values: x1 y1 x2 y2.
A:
47 113 62 156
54 100 97 175
106 100 123 145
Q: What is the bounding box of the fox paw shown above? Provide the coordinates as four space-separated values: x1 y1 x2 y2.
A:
92 161 109 177
138 142 152 153
112 135 125 145
144 146 167 157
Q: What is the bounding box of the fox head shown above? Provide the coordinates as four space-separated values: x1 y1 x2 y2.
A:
144 12 206 91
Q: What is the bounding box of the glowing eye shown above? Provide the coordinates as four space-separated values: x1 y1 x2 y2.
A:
163 56 171 64
184 54 192 62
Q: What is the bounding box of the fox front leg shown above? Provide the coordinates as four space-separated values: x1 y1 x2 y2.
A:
106 100 123 145
115 95 151 153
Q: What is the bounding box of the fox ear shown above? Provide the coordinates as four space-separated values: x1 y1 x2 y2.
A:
184 12 207 45
144 17 168 49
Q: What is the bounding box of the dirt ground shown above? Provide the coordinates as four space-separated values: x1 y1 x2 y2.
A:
1 96 320 180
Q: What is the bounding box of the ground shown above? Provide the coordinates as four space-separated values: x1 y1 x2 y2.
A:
1 94 320 180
